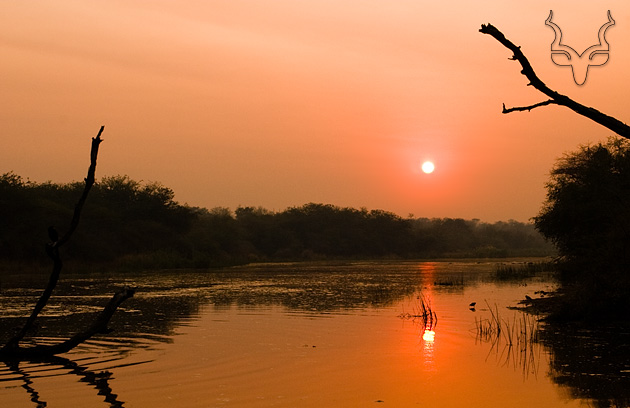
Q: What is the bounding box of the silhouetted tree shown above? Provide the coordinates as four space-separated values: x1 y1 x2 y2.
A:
533 138 630 319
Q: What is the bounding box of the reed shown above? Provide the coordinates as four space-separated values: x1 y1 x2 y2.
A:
474 301 542 377
433 273 464 287
475 301 540 345
493 261 555 281
399 294 438 330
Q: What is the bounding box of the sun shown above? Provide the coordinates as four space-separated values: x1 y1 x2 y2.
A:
421 161 435 174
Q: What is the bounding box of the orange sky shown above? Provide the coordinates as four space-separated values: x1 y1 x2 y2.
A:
2 1 629 222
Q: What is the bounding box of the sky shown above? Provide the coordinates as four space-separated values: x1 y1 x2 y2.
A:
1 1 629 222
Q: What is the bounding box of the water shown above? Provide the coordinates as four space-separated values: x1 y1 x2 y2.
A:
1 260 629 407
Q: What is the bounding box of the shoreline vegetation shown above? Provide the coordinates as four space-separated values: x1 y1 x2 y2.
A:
532 139 630 322
1 172 554 272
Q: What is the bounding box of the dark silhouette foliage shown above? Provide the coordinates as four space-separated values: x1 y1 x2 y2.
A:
0 173 553 270
534 137 630 320
0 173 195 266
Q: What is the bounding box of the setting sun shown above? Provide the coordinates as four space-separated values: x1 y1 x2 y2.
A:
421 161 435 174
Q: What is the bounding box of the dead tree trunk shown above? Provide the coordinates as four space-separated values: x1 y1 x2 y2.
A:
479 23 630 139
0 126 135 360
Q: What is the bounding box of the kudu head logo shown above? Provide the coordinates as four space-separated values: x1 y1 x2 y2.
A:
545 10 615 85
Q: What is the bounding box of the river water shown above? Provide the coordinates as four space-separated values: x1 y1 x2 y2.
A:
1 260 629 407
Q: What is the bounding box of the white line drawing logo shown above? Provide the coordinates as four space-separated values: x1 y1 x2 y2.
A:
545 10 615 85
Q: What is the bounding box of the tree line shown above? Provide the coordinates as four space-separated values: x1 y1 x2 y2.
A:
0 172 553 270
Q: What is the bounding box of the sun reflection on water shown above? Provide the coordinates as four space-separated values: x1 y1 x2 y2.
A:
419 263 437 370
422 328 435 342
422 326 436 372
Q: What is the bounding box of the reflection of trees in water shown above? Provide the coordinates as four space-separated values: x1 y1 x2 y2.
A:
206 268 423 311
1 263 427 348
541 323 630 408
474 307 630 406
0 263 430 407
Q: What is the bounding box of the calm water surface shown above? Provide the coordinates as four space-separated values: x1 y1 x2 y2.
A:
1 261 629 407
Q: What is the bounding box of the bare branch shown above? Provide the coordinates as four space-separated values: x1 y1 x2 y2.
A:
480 23 630 139
0 126 131 360
58 125 104 247
502 99 556 113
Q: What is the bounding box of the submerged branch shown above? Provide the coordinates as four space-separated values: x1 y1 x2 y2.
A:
0 288 135 360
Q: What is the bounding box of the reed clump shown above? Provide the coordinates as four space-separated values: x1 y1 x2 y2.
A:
399 294 438 330
475 301 540 345
474 301 543 377
433 274 464 287
493 261 555 281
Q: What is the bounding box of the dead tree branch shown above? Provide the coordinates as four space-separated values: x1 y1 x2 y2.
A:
1 288 135 359
0 126 135 360
479 23 630 139
502 99 556 113
58 125 104 247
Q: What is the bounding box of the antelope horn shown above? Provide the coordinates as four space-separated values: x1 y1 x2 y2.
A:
596 10 615 48
545 11 569 52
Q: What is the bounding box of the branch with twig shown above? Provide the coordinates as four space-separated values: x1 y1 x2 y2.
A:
0 126 135 360
502 100 556 113
479 23 630 139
